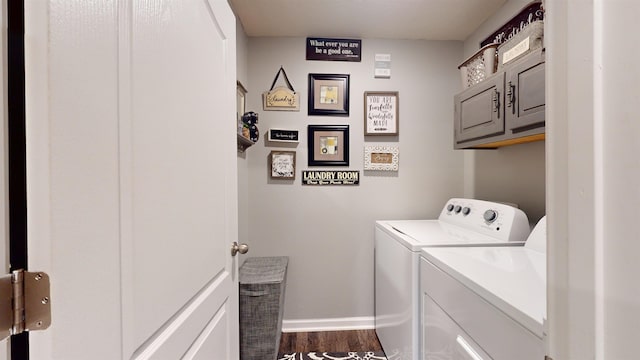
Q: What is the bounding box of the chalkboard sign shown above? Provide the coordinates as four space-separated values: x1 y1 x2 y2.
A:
268 129 299 143
306 38 362 62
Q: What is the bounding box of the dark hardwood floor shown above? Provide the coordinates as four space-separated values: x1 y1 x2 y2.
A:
278 330 384 353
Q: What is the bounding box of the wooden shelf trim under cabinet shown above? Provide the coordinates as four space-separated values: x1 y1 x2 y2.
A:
471 133 545 149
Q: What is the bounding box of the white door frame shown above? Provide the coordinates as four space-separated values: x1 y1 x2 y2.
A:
547 1 640 359
546 0 600 358
1 0 9 355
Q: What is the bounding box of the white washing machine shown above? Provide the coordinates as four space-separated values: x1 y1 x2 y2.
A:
374 198 531 360
419 216 547 360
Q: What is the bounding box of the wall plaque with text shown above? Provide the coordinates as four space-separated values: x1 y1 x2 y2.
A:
306 38 362 62
480 2 543 47
268 129 299 143
302 171 360 185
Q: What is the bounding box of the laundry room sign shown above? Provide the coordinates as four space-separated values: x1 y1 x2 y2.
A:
302 171 360 185
306 38 362 62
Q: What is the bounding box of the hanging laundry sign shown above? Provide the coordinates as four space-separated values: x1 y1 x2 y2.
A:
263 66 300 111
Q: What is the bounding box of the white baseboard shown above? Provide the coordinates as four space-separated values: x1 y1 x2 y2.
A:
281 316 375 333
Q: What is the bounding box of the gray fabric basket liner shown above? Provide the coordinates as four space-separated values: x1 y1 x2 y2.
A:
240 256 289 360
240 256 289 285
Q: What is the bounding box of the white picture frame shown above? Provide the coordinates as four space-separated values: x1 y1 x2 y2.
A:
364 145 399 171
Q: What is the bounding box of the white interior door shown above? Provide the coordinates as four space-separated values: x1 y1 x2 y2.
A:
24 0 238 359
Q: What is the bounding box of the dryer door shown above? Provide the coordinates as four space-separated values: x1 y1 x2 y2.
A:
422 294 493 360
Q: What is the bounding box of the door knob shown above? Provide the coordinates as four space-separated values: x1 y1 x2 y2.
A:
231 242 249 256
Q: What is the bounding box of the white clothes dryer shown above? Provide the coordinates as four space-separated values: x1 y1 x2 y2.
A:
374 198 531 360
419 216 547 360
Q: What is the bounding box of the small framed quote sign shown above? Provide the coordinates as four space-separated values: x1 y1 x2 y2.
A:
364 145 399 171
270 151 296 180
364 91 399 136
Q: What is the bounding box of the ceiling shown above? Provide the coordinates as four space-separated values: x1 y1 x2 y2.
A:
229 0 507 41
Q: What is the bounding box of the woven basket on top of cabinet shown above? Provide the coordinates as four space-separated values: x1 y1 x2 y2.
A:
458 43 499 89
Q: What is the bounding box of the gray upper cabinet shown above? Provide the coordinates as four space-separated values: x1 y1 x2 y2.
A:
454 72 505 143
505 49 545 132
454 48 545 149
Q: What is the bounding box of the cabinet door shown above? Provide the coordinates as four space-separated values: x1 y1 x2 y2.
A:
454 72 505 144
505 50 545 131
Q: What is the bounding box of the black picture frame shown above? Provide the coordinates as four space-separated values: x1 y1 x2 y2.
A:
308 74 350 116
307 125 349 166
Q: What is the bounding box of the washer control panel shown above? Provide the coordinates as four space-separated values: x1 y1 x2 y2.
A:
438 198 530 243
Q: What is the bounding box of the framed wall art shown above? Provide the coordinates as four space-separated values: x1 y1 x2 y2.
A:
364 145 399 171
308 74 350 116
364 91 399 136
307 125 349 166
270 151 296 179
237 81 247 132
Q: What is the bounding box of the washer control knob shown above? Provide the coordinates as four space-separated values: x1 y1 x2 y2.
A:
446 204 454 212
454 205 462 214
462 207 471 216
483 210 498 223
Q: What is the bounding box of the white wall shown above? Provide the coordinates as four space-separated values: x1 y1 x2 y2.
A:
463 0 546 223
600 2 640 355
244 37 464 326
236 19 248 88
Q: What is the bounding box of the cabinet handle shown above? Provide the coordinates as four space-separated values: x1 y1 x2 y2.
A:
492 88 500 118
507 81 516 114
